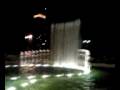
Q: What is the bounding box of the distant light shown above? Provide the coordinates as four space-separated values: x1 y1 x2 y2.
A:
7 86 16 90
87 40 91 43
55 74 64 77
39 50 42 52
12 65 18 67
33 13 46 19
52 64 59 67
83 40 91 43
25 34 33 40
42 64 50 67
45 40 47 42
66 73 73 77
45 8 47 10
52 63 83 70
5 65 11 68
33 51 35 53
38 36 41 38
83 40 87 43
29 79 37 84
28 64 34 67
42 43 46 45
35 64 42 67
41 75 50 79
10 77 19 80
27 75 36 80
20 82 29 87
20 64 26 67
20 52 24 56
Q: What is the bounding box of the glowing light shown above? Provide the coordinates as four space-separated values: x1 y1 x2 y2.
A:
40 50 43 52
20 52 24 56
35 64 42 67
87 40 91 43
83 40 91 43
83 40 87 43
29 79 37 84
55 74 64 77
53 63 84 70
25 34 33 40
41 75 50 79
20 82 29 87
52 64 60 67
45 40 47 42
63 64 79 69
5 65 11 68
27 75 36 79
42 64 50 67
12 65 18 67
42 43 46 45
7 86 16 90
33 13 46 19
20 64 26 67
18 49 91 75
33 51 35 53
10 77 20 80
39 50 42 52
45 8 47 10
28 64 34 67
66 73 73 77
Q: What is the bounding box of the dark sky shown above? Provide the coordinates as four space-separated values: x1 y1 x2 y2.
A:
3 1 117 57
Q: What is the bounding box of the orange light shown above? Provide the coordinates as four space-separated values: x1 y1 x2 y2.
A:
33 13 46 19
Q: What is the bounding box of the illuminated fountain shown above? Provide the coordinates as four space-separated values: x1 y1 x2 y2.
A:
50 19 91 74
19 50 48 74
19 19 90 74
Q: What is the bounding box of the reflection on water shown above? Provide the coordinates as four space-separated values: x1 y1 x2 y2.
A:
5 66 115 90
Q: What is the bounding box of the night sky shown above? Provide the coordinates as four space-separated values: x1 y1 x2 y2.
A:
3 1 117 58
